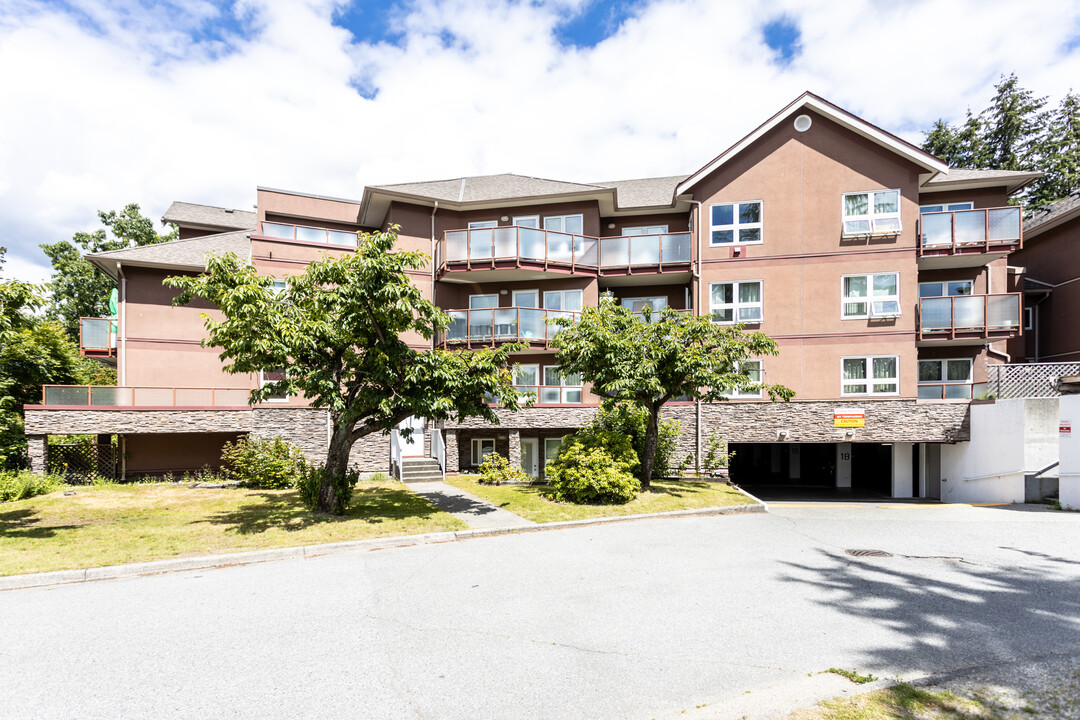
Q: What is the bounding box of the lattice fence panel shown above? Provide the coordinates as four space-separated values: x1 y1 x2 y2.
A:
47 444 118 483
988 362 1080 399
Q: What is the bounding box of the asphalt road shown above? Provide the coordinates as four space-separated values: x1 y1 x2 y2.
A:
2 502 1079 719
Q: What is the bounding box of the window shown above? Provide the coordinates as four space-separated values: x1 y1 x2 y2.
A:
544 437 564 476
543 289 583 312
543 214 584 235
270 279 287 294
842 189 901 236
709 201 762 245
842 273 900 318
542 366 583 404
469 294 498 309
919 281 973 298
468 220 498 230
624 296 668 321
514 364 539 403
1024 307 1034 331
513 215 539 228
725 360 763 398
260 369 289 402
471 438 496 465
623 225 668 235
842 356 899 396
710 281 763 324
920 202 973 213
512 289 539 308
918 358 973 399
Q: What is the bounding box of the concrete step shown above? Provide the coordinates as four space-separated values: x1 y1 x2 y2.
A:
401 468 444 477
401 473 445 483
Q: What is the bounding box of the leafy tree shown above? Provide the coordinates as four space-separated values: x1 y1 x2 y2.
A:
41 204 176 339
166 227 523 514
0 249 44 342
1029 91 1080 208
549 299 793 486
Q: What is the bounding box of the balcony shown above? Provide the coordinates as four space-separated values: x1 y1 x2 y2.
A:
917 293 1022 344
439 307 579 348
256 221 359 247
79 317 116 360
437 226 692 283
917 206 1022 268
41 385 252 408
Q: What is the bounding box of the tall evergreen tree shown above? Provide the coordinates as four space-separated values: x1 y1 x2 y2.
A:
1028 91 1080 208
980 73 1047 172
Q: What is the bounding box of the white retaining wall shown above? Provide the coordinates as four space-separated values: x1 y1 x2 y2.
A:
1060 395 1080 510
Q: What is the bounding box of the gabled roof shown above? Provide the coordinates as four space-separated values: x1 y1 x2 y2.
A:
1025 190 1080 238
162 201 256 231
921 168 1042 195
86 230 251 279
677 92 949 196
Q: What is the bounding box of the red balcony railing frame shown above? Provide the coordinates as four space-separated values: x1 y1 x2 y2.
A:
916 293 1022 341
917 206 1023 257
79 317 117 358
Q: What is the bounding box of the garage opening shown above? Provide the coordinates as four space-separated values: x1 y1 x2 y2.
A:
729 442 893 496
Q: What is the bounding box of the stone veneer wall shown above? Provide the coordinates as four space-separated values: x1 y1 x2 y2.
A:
349 433 391 474
24 408 254 435
27 435 47 474
252 408 328 462
699 400 971 443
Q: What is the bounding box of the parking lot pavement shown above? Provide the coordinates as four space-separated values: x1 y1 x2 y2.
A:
2 504 1078 720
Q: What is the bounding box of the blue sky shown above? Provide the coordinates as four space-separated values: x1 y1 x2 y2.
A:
1 0 1079 283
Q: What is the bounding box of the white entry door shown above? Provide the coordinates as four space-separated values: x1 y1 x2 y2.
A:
398 416 425 456
520 438 539 478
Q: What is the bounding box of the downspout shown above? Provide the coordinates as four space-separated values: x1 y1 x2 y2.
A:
688 198 703 475
431 201 439 351
117 261 127 387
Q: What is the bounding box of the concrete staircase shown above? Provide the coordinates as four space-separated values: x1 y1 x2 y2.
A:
400 457 444 483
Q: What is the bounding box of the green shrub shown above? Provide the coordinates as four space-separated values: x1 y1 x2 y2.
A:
220 436 305 489
702 431 733 475
297 462 360 514
547 435 640 505
589 403 681 478
0 470 63 502
478 452 530 485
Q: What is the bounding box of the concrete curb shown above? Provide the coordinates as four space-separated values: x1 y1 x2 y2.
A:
0 500 765 592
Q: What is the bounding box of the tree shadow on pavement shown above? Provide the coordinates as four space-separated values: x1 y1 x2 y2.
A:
778 548 1080 680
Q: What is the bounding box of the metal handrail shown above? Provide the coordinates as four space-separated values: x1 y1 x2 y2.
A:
917 293 1021 338
390 430 402 480
431 428 445 478
40 385 253 407
441 307 581 346
917 206 1023 254
439 225 692 273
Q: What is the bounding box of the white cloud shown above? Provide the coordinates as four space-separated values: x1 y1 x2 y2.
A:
1 0 1078 283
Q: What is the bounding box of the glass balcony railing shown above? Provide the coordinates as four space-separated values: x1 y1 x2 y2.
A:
442 307 580 345
917 294 1021 339
41 386 252 407
259 222 359 247
918 207 1022 254
439 226 691 273
79 317 116 354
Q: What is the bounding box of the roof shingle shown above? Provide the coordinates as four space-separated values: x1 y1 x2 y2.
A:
162 201 256 231
87 230 250 277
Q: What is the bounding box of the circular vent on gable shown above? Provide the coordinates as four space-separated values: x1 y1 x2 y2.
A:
794 114 812 132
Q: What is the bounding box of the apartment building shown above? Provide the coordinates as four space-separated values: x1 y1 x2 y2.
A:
25 93 1034 498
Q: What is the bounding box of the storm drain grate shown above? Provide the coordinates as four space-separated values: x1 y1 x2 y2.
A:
845 549 893 558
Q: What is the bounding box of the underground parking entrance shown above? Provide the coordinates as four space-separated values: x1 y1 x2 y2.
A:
728 441 930 502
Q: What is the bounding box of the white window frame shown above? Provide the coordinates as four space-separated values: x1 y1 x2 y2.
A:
470 438 496 466
709 201 763 246
269 279 287 294
468 294 498 309
513 215 539 228
841 355 900 396
842 189 902 237
543 289 583 312
726 359 763 398
623 296 668 321
468 220 498 230
710 280 763 324
918 358 974 399
514 363 539 404
919 280 973 298
842 273 901 319
543 214 584 235
919 202 973 214
623 224 668 236
542 365 583 404
544 437 564 476
260 369 289 403
1024 307 1034 331
512 289 539 308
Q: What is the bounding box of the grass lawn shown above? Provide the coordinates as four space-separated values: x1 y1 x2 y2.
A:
788 681 1021 719
0 480 467 577
444 475 753 523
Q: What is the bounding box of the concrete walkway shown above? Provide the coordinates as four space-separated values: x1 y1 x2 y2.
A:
405 481 536 529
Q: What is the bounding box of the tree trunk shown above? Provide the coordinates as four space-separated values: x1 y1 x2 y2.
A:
319 423 353 514
640 407 661 488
